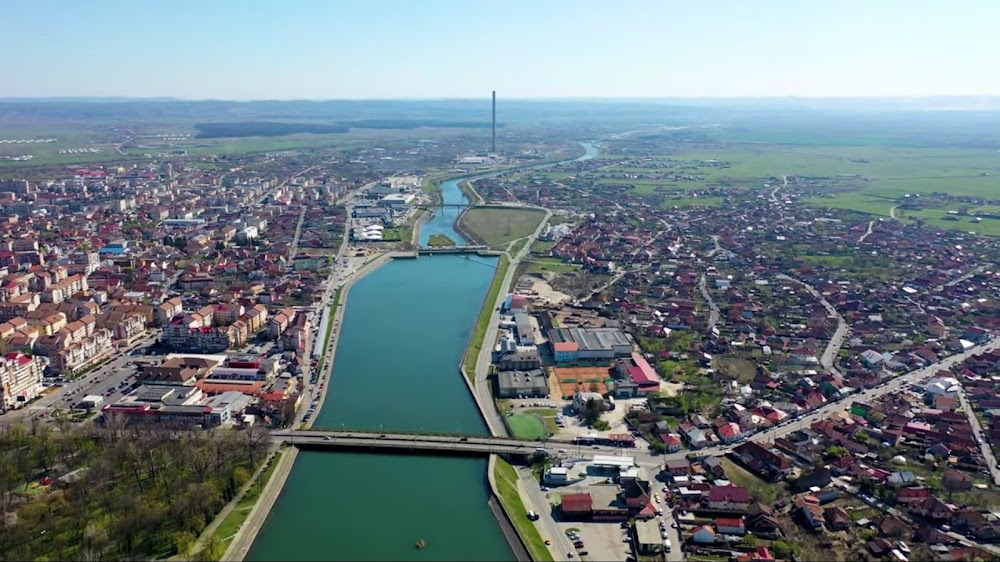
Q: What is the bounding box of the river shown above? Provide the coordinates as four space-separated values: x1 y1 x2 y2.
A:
419 142 599 246
247 142 598 561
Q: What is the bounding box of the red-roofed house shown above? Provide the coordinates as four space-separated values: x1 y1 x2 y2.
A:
707 485 750 513
716 517 746 536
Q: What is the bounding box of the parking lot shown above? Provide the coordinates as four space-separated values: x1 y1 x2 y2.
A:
561 521 631 562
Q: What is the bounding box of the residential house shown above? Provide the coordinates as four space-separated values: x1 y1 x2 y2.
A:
715 517 746 536
707 485 750 514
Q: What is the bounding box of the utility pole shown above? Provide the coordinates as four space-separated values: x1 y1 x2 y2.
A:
491 90 497 154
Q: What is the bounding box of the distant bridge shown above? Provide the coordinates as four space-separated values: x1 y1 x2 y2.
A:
413 203 532 211
414 203 472 210
272 429 640 459
388 247 502 258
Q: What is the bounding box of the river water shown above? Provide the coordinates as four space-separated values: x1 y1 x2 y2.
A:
419 142 598 246
247 142 598 561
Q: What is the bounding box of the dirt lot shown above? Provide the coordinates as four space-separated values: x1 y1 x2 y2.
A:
524 276 572 305
552 366 614 398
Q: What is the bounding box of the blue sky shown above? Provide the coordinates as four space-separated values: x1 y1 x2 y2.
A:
2 0 997 100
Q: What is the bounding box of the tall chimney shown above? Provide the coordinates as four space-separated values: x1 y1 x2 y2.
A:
491 90 497 153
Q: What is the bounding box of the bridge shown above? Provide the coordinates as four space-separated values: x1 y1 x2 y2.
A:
413 203 533 211
272 429 641 460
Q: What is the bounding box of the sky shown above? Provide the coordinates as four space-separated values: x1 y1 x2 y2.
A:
2 0 998 100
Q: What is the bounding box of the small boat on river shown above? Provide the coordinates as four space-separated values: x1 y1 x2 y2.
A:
415 539 426 549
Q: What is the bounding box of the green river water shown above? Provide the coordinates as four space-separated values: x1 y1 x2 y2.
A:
245 255 514 561
247 142 599 561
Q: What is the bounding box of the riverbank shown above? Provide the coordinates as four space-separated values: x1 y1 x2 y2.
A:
221 446 299 561
458 178 485 205
463 254 510 379
222 252 392 562
487 454 533 562
306 251 393 428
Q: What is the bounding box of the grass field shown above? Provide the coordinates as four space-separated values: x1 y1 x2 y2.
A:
463 254 510 379
494 458 554 562
508 414 548 440
458 208 547 248
525 257 581 275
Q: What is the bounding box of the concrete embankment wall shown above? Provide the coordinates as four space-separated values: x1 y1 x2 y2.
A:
307 252 392 426
487 454 533 562
223 446 299 562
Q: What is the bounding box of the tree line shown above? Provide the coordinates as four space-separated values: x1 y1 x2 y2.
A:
0 417 271 561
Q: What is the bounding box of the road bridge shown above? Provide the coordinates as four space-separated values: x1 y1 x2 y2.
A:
272 429 640 459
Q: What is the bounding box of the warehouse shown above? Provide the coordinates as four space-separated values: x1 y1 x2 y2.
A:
548 327 632 362
513 312 535 345
496 369 548 398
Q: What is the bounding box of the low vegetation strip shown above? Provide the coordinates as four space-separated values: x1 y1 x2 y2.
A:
428 233 456 247
316 287 342 373
202 450 286 560
494 458 554 562
463 254 510 379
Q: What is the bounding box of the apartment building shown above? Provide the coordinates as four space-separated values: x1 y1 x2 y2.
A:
0 352 44 411
40 274 88 304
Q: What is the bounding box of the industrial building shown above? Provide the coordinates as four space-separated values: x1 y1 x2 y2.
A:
378 192 416 208
548 327 632 363
496 369 549 398
513 312 535 345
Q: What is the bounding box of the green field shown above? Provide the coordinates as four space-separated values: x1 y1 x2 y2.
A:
525 257 581 275
508 414 548 440
458 208 547 247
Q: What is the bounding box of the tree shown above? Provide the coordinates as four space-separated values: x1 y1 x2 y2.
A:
583 398 602 426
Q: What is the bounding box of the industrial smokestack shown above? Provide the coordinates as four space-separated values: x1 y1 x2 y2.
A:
491 90 497 154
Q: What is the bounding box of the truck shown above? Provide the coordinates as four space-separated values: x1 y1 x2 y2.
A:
664 539 671 553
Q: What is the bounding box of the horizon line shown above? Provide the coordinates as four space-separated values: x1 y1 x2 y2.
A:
3 94 1000 103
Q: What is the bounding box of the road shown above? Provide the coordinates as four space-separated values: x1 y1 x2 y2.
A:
286 205 307 263
274 336 1000 473
857 220 875 243
769 175 787 203
955 384 1000 486
697 274 720 334
472 206 553 437
777 273 849 376
517 465 576 560
292 185 378 428
933 265 986 293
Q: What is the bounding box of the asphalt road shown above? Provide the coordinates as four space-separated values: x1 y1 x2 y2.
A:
517 466 576 559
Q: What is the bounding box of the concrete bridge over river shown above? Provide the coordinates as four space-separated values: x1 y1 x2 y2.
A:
271 428 646 460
